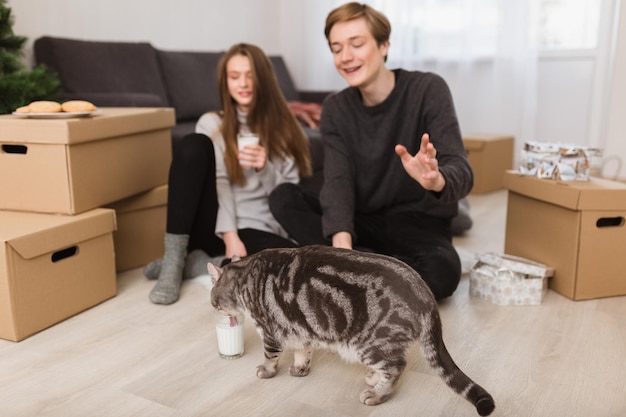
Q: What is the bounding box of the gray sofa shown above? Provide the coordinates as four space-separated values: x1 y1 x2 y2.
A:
33 35 325 193
33 37 325 141
33 36 469 235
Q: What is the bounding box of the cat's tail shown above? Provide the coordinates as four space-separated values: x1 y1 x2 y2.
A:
419 313 495 416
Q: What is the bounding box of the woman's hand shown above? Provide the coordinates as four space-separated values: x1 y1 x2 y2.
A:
223 231 247 259
395 133 446 192
238 144 267 171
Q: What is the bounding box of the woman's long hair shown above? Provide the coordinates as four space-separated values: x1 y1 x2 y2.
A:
217 43 312 185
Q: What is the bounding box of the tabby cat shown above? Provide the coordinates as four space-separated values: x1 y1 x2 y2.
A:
208 245 495 416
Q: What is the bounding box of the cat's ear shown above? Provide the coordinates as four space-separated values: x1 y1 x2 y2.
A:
232 255 241 262
207 262 222 284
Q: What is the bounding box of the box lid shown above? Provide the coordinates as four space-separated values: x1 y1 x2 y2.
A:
0 107 175 145
475 252 554 279
0 208 116 260
463 139 486 151
105 184 168 213
463 134 514 151
503 170 626 210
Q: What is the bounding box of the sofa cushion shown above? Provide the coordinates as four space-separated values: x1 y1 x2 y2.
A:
269 56 299 101
157 50 224 122
56 92 164 107
34 36 169 107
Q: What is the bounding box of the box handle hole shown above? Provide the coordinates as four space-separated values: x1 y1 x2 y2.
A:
2 144 28 154
51 246 78 263
596 217 625 228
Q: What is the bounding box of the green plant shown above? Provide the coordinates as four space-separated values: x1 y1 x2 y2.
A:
0 0 60 114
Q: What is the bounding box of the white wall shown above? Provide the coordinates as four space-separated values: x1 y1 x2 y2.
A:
277 0 345 92
7 0 626 176
605 0 626 178
9 0 283 61
535 57 595 144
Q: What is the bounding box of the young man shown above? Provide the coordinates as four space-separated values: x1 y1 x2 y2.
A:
269 2 473 300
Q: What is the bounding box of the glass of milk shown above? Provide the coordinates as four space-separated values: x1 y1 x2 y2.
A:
214 310 244 359
237 133 259 150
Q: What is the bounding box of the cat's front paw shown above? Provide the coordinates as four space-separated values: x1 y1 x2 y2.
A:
359 389 389 406
256 364 277 379
289 364 310 377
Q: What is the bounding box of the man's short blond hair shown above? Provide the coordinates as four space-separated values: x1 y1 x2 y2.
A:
324 2 391 51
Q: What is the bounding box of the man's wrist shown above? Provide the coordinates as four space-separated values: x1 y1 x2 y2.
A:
332 231 353 249
432 171 446 192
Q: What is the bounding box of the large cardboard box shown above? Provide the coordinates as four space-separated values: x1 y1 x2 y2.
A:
106 184 168 272
0 107 174 214
503 171 626 300
0 208 117 342
463 134 514 193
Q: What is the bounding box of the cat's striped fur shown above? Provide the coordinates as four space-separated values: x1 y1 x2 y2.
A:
209 245 495 416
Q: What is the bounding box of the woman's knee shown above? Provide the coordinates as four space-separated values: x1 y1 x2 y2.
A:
173 133 214 164
269 183 302 216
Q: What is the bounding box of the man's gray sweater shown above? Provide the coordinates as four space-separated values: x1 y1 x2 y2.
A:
319 69 474 240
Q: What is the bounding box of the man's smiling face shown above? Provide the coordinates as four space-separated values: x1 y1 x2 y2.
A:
328 17 389 89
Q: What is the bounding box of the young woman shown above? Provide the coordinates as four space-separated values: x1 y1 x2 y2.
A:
270 3 473 300
148 43 311 305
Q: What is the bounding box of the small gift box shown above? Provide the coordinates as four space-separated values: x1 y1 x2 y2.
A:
469 253 554 306
519 141 603 181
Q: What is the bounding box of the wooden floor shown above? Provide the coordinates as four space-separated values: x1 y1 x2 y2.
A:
2 190 625 417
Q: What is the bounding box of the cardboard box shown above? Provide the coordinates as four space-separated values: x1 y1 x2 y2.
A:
463 134 514 193
106 184 168 272
503 171 626 300
0 107 174 214
469 252 554 305
0 208 117 341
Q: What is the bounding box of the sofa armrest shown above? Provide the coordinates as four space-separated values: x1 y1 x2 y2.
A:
288 101 322 128
57 92 166 107
298 90 334 104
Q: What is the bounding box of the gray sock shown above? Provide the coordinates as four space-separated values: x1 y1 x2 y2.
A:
143 258 162 280
143 251 226 281
185 249 226 279
149 233 189 305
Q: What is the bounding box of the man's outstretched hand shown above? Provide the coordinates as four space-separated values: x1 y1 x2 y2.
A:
395 133 445 192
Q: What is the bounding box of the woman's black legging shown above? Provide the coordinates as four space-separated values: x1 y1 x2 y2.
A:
166 133 224 256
